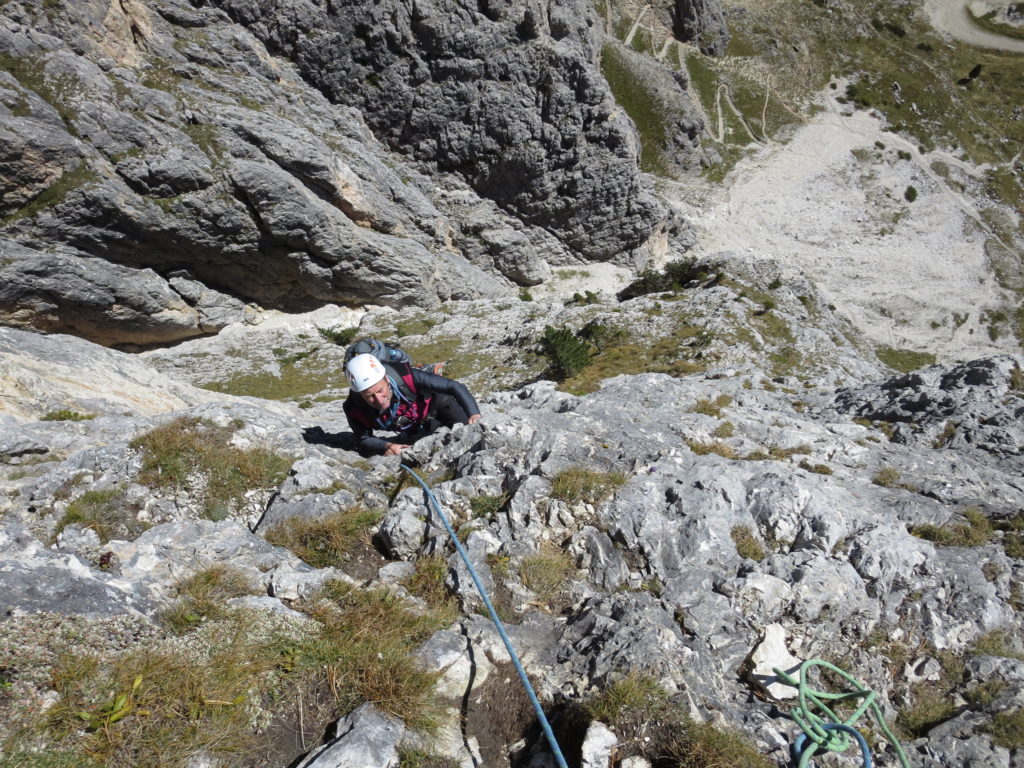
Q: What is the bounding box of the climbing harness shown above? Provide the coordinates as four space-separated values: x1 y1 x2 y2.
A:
400 465 570 768
773 659 910 768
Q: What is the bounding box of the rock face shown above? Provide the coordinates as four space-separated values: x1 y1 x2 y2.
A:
0 0 694 346
1 308 1022 766
673 0 729 56
211 0 670 261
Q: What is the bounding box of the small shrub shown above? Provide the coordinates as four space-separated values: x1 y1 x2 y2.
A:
616 258 718 300
519 546 574 604
768 277 783 290
904 185 918 202
731 525 766 561
518 287 534 302
550 467 626 506
40 409 95 422
315 325 358 346
566 290 600 306
264 506 382 569
539 325 592 380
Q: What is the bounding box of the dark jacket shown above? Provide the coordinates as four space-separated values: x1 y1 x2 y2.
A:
343 364 480 455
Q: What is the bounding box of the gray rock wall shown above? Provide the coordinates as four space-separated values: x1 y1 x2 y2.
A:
208 0 672 260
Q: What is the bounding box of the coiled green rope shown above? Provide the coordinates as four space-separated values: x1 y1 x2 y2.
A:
773 659 910 768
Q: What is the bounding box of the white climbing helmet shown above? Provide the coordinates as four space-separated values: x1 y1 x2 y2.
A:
345 353 386 392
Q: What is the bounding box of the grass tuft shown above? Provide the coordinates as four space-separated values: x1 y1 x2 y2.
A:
131 417 292 521
160 565 256 634
731 525 766 561
550 467 626 506
519 546 574 605
910 507 993 547
264 507 382 569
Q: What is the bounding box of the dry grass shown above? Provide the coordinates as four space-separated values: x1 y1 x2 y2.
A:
519 546 575 605
550 468 626 506
131 417 292 520
264 507 382 569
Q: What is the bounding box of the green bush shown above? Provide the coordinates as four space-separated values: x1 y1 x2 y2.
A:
904 185 918 202
539 326 592 380
616 258 719 300
315 325 358 346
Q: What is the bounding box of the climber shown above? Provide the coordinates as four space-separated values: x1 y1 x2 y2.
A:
343 353 481 456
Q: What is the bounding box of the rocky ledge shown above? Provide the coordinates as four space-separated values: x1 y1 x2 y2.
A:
1 317 1022 767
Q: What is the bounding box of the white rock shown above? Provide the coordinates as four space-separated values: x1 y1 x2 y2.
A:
580 721 618 768
749 623 803 700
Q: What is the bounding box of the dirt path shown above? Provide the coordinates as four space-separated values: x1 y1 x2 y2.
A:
925 0 1024 53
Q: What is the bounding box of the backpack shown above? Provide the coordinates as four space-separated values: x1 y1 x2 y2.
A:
344 337 412 367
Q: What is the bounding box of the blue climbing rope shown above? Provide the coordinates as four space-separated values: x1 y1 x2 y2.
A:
400 465 570 768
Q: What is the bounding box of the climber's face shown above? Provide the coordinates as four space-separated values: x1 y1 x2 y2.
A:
360 378 392 410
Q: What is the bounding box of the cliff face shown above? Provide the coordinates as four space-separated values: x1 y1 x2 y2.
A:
210 0 670 260
0 0 711 346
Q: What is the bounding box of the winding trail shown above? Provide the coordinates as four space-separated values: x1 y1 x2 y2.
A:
925 0 1024 53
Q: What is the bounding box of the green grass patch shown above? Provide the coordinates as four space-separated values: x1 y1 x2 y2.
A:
16 581 453 767
394 315 438 338
987 708 1024 750
2 162 98 224
130 417 292 520
910 506 993 547
264 506 382 569
600 43 673 176
876 345 937 373
199 354 341 401
550 467 626 506
897 650 965 738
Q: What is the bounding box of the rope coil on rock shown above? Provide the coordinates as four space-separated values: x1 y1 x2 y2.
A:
400 464 570 768
773 659 910 768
